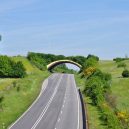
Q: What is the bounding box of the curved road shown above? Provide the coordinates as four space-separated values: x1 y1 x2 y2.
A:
9 73 83 129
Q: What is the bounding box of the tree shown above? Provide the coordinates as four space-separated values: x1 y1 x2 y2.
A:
84 57 98 69
87 54 99 61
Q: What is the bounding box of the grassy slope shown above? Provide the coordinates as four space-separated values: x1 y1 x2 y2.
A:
11 56 40 74
99 60 129 112
0 57 50 129
75 60 129 129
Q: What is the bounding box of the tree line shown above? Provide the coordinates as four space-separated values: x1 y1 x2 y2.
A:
27 52 99 70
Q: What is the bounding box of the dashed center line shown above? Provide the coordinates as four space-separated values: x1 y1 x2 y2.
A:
58 118 60 122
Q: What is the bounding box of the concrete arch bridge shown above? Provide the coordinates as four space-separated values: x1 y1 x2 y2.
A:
47 60 82 72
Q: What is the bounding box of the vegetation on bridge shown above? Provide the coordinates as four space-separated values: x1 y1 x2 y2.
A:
27 52 96 70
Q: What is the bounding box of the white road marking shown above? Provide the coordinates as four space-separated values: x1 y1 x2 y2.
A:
58 118 60 122
30 75 63 129
72 75 80 129
8 75 51 129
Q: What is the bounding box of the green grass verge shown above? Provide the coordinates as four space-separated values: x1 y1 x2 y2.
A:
74 74 107 129
0 56 50 129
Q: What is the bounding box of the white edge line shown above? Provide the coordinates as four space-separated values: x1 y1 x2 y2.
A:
73 75 80 129
8 74 53 129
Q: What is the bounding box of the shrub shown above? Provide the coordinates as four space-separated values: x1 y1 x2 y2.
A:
117 111 129 128
104 92 117 109
113 58 125 62
117 62 126 68
0 96 4 111
84 76 104 105
122 69 129 78
13 61 26 78
0 56 26 78
100 103 122 129
84 57 98 69
87 54 99 61
83 67 96 77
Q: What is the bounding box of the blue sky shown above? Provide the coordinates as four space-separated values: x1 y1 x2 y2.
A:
0 0 129 59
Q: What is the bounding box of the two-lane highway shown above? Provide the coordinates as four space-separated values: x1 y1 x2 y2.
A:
9 73 83 129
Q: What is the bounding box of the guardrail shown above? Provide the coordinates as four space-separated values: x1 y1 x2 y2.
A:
78 89 89 129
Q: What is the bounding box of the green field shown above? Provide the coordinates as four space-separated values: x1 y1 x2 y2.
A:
0 57 50 129
75 60 129 129
99 60 129 112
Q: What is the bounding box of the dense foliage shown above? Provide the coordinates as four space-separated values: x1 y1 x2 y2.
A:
87 54 99 61
122 69 129 78
27 52 91 70
81 59 123 128
0 56 26 78
113 57 128 62
117 62 126 68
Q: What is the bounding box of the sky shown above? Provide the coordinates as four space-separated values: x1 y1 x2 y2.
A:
0 0 129 60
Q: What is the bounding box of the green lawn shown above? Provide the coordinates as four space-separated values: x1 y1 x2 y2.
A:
0 57 50 129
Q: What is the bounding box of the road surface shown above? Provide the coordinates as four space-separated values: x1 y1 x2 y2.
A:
9 73 83 129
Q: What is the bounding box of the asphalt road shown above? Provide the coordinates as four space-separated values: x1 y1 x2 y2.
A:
9 73 83 129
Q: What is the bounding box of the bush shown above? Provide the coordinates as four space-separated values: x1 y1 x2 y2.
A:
122 69 129 78
100 103 122 129
13 61 26 78
0 96 4 111
0 56 26 78
104 92 117 109
83 57 98 69
84 76 105 105
117 62 126 68
83 67 96 77
87 54 99 61
113 58 125 62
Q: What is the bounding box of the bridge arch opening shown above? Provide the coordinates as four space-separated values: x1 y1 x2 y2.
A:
47 60 82 72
